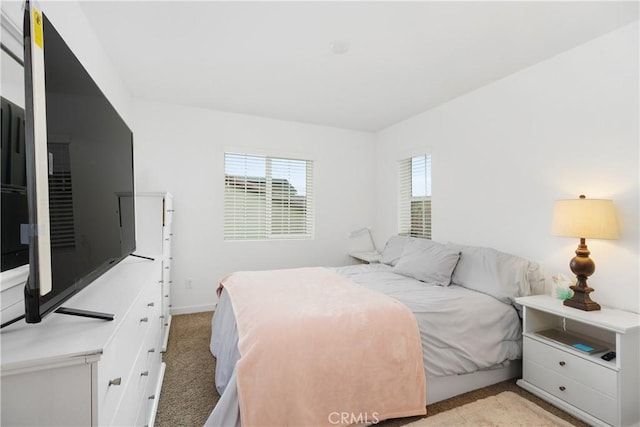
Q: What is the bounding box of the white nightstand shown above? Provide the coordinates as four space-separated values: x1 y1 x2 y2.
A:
516 295 639 427
349 251 381 264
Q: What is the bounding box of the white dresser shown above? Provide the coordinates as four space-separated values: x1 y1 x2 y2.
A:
136 192 173 352
0 257 166 426
516 295 639 427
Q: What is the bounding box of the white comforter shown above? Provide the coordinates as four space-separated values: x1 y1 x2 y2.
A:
206 264 522 426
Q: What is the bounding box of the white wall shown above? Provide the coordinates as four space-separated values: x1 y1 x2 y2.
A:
132 100 375 313
374 22 639 313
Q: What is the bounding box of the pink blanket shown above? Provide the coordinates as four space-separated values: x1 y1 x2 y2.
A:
219 267 426 426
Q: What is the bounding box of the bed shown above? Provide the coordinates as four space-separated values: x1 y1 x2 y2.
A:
205 237 545 427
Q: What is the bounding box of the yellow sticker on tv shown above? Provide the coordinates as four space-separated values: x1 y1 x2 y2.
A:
33 8 43 49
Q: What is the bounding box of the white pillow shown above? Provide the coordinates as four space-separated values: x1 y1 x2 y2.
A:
380 235 409 266
447 243 541 305
393 238 460 286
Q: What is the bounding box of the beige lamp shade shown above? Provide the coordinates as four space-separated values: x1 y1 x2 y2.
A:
552 196 619 239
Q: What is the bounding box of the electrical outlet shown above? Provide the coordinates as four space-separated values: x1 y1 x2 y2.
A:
185 278 192 289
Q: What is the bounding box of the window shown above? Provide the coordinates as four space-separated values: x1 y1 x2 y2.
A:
224 153 314 240
399 154 431 239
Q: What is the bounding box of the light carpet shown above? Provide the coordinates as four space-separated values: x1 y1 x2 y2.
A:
404 391 574 426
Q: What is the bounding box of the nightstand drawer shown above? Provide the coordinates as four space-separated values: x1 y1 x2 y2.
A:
524 359 617 425
524 336 617 398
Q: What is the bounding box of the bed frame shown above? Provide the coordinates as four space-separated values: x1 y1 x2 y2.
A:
426 360 522 404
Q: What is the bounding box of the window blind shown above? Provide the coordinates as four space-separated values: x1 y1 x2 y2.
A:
399 154 432 239
224 153 314 240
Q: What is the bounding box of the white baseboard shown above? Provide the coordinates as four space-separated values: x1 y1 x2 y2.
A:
170 304 216 316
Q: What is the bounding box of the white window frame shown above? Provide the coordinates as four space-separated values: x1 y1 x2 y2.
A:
398 154 432 239
224 152 314 241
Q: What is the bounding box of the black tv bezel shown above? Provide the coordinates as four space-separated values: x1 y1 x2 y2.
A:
21 1 136 324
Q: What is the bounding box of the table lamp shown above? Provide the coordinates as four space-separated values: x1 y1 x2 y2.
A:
349 227 377 253
552 195 619 311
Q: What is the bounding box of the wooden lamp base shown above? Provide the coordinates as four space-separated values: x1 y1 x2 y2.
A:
563 280 601 311
563 238 601 311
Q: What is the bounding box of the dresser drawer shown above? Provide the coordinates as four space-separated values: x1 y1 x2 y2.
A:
524 336 617 398
111 352 150 427
97 322 146 423
111 338 159 427
110 294 162 426
524 359 617 425
97 282 160 424
138 349 163 427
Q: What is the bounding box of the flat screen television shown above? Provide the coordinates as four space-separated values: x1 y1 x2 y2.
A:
20 1 136 324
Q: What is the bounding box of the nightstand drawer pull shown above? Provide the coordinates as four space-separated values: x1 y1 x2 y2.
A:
559 361 566 366
140 317 149 323
108 377 122 386
559 386 566 391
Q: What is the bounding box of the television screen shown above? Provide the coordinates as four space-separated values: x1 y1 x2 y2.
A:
1 97 29 272
22 5 136 322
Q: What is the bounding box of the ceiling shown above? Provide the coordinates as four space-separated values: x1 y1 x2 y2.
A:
78 1 639 132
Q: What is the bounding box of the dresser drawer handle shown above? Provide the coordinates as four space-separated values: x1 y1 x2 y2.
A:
108 377 122 386
140 317 149 323
147 302 155 307
559 386 566 391
559 361 566 366
141 371 149 377
148 348 156 353
148 394 156 400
